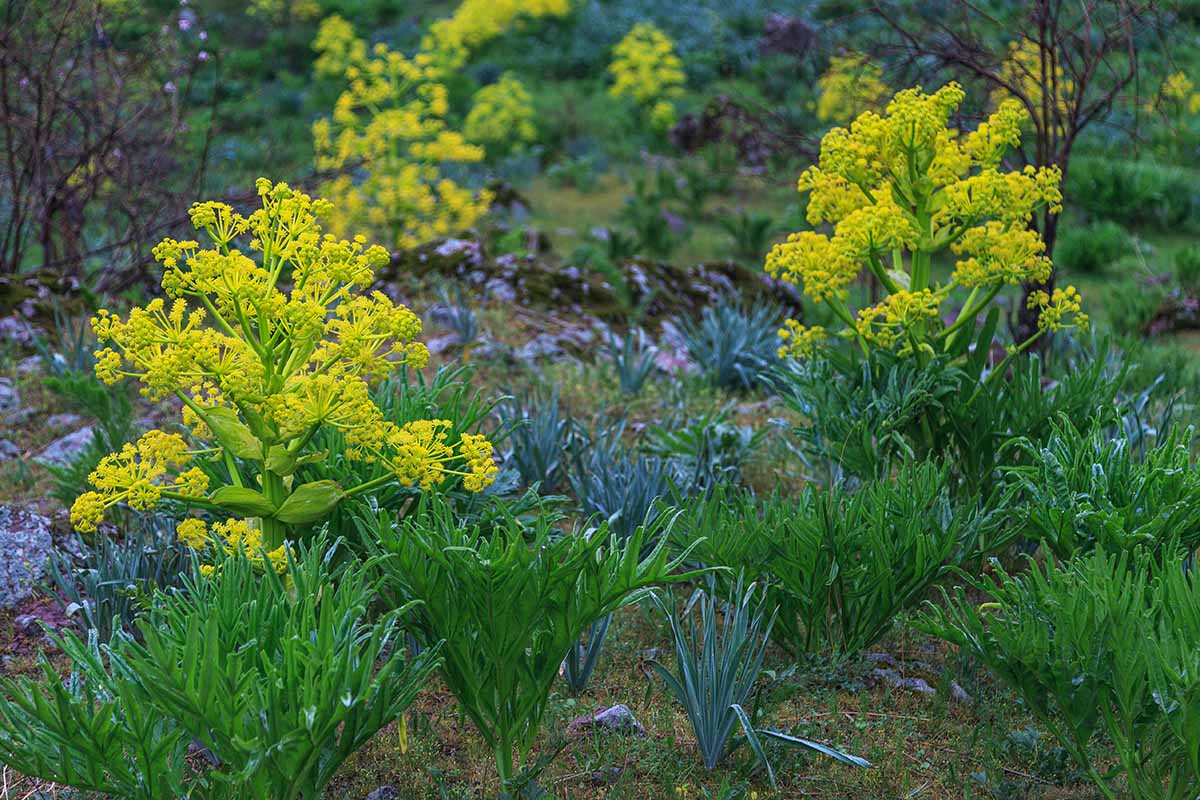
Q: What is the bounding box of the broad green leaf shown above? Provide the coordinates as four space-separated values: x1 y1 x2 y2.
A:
266 446 298 476
210 486 277 517
204 407 262 461
273 481 343 525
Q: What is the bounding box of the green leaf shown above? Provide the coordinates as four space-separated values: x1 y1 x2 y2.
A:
731 703 777 788
273 481 343 525
266 446 298 476
209 486 277 517
760 729 873 768
241 406 276 444
204 407 262 461
295 451 328 467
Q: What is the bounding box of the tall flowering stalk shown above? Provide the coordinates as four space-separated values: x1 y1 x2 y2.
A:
72 179 498 560
768 83 1087 366
607 23 686 132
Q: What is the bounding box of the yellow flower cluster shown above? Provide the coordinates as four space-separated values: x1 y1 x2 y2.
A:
177 518 290 575
312 16 492 250
77 180 498 546
1154 70 1200 116
854 289 941 353
769 83 1074 361
422 0 572 70
991 40 1074 133
608 23 685 131
248 0 319 21
777 320 827 360
71 431 207 533
465 73 538 149
1027 285 1089 334
816 54 891 124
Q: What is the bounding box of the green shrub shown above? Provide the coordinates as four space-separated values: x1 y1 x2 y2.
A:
604 327 658 396
1107 278 1168 338
779 340 1126 493
651 576 870 786
0 544 438 799
1053 220 1132 273
644 405 761 491
673 463 1009 658
1005 421 1200 561
1067 156 1197 230
45 516 189 643
1175 245 1200 294
919 548 1200 800
680 299 783 392
364 499 705 787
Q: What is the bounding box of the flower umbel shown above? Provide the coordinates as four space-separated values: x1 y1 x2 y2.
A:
769 84 1072 362
78 181 498 547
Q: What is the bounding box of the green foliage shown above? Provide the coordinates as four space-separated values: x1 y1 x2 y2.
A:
651 576 775 772
1107 277 1169 337
1175 245 1200 294
622 170 688 259
1067 156 1198 231
45 516 189 643
719 209 777 265
651 576 869 786
680 299 783 391
673 464 1010 657
1005 421 1200 561
561 614 611 695
644 404 761 491
436 284 481 346
570 449 675 541
0 544 438 800
364 499 705 785
0 629 191 800
779 336 1127 493
604 326 658 396
918 549 1200 800
499 388 576 493
1053 220 1132 273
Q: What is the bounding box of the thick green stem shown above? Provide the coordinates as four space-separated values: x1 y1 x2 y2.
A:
261 469 287 550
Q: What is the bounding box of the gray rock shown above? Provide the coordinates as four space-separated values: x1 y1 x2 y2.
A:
0 377 19 417
870 668 936 696
0 506 53 608
16 356 42 375
36 426 96 468
0 317 36 346
567 704 647 738
365 787 398 800
514 333 562 362
950 681 973 704
46 413 83 429
0 439 19 460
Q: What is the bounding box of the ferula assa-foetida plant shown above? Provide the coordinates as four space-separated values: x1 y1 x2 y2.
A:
768 83 1087 363
312 17 492 251
71 179 498 563
608 22 686 132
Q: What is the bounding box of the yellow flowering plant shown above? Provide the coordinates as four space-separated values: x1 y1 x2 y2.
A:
816 54 891 124
421 0 572 71
71 179 498 561
312 16 493 251
464 72 538 152
608 23 686 132
768 83 1087 369
991 40 1074 136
